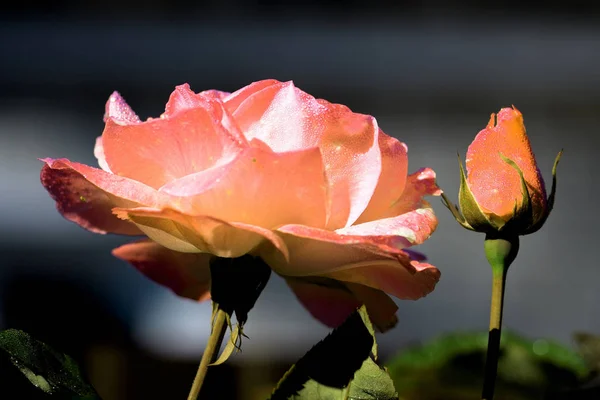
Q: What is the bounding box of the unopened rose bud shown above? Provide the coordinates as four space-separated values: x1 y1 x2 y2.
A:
444 106 561 236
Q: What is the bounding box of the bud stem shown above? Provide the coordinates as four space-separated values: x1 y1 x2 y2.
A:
187 307 228 400
481 234 519 400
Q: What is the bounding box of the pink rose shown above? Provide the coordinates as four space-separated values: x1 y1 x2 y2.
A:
41 80 441 330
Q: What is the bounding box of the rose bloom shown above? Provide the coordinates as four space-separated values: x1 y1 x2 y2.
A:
41 80 441 331
461 106 559 235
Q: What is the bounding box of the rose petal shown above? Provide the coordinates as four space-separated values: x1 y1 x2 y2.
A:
285 277 361 328
336 168 440 247
113 240 211 301
93 136 112 172
223 79 281 114
355 135 408 223
262 225 440 300
200 89 231 101
159 146 328 230
162 84 248 148
113 207 290 260
403 249 427 262
285 278 399 331
337 206 437 248
328 260 439 302
229 80 382 229
336 168 439 245
116 215 201 253
228 81 318 151
390 168 442 214
162 83 208 117
104 91 141 124
40 158 163 235
345 282 399 332
466 107 547 221
318 102 382 229
102 91 246 189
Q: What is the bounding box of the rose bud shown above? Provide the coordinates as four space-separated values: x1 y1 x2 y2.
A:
443 106 561 236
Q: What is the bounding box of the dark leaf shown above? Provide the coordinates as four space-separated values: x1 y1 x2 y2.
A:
0 329 100 399
269 305 397 400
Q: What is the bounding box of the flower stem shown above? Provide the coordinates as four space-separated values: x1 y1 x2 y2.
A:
481 266 507 400
187 308 228 400
481 234 518 400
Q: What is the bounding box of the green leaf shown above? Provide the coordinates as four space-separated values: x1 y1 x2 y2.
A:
0 329 100 399
286 379 345 400
269 306 398 400
386 330 588 400
355 302 377 360
347 358 396 400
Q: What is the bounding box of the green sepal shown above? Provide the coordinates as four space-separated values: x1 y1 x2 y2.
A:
457 154 499 232
524 150 562 235
497 154 534 235
440 192 473 230
210 324 241 366
207 255 271 366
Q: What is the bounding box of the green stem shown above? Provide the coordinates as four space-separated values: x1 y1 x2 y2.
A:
481 234 518 400
187 308 228 400
481 267 507 400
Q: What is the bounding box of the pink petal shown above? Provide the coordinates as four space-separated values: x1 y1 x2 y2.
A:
355 135 408 223
162 84 248 148
93 137 111 172
113 240 211 301
337 168 440 247
159 146 328 231
104 91 141 124
345 282 399 332
170 85 248 147
286 278 361 328
162 83 208 117
199 89 231 101
327 260 440 301
40 158 163 235
317 102 382 229
228 81 319 151
336 210 437 249
101 91 247 189
228 80 383 229
113 207 290 260
391 168 442 214
285 278 398 331
262 225 440 300
223 79 281 114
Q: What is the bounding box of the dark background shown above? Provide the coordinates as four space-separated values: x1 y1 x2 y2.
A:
1 1 599 399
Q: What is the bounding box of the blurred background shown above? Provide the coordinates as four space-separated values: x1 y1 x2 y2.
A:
1 1 599 399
